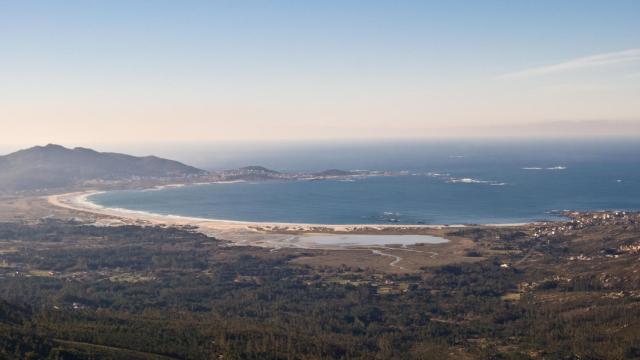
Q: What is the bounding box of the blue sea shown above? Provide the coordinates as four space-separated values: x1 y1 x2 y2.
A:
89 140 640 225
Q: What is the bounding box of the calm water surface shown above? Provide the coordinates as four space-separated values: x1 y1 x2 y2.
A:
89 142 640 225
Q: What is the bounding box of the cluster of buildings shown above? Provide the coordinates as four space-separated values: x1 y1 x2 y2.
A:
530 211 639 240
564 211 639 229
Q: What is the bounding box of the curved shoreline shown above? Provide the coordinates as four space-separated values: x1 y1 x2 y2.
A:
47 190 532 232
45 190 536 257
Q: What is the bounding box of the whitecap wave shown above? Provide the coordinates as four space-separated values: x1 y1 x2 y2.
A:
448 177 488 184
447 177 507 186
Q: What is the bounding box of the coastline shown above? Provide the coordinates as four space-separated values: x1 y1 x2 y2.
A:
48 190 532 233
43 188 535 264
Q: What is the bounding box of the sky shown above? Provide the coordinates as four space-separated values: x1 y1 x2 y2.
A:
1 0 640 147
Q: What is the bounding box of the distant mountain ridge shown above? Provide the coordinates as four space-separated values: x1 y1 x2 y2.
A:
0 144 205 192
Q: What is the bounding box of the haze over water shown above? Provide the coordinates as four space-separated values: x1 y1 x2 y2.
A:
89 140 640 225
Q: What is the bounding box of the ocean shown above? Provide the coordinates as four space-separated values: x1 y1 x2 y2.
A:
88 139 640 225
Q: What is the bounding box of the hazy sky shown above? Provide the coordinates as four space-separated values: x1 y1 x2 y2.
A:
1 1 640 145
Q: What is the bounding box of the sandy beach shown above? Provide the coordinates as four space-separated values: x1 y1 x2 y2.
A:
48 190 448 249
48 190 459 231
49 190 530 228
47 190 528 250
